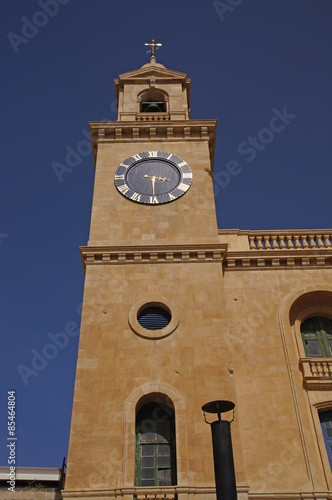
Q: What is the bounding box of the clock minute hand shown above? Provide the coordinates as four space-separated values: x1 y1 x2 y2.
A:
144 174 170 196
144 175 156 195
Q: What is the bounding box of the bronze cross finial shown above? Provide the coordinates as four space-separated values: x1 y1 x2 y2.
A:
144 39 162 55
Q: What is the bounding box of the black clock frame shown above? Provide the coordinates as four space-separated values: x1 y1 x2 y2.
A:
114 151 192 205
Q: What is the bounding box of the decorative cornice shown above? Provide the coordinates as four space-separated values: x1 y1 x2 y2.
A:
80 244 332 272
89 120 217 170
225 250 332 270
80 243 227 273
115 65 189 86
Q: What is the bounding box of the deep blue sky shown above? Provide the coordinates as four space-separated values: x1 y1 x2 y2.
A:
1 0 331 468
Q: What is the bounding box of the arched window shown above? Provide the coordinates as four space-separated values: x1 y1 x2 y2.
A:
135 401 177 486
301 316 332 357
319 410 332 470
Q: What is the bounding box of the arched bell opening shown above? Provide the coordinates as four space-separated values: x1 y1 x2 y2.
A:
138 89 168 113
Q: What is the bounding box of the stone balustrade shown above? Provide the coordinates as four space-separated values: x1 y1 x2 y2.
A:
300 358 332 389
136 112 170 121
300 358 332 377
248 231 332 250
135 492 177 500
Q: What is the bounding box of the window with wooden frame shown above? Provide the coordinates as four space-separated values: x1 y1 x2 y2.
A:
319 410 332 471
135 401 177 486
301 316 332 357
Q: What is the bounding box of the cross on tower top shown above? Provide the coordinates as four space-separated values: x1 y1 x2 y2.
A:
144 39 162 62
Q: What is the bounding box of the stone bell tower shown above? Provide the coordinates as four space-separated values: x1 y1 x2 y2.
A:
62 44 242 500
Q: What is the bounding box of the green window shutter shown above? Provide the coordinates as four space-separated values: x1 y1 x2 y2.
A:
301 317 332 357
135 402 177 486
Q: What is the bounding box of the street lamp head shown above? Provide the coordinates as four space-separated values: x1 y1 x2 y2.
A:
202 400 235 424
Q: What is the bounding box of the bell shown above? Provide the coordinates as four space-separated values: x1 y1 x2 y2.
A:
144 102 163 112
141 101 165 113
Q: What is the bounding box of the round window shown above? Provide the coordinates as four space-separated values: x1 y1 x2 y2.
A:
137 306 172 330
129 298 179 339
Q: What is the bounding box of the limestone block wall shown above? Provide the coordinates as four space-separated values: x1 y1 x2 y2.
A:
88 139 219 247
65 257 242 490
223 265 332 493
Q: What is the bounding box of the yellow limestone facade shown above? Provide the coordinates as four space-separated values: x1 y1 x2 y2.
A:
63 58 332 500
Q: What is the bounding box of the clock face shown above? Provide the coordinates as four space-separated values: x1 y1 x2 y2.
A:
114 151 192 204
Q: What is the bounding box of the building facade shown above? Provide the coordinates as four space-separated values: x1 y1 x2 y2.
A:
62 55 332 500
0 466 63 499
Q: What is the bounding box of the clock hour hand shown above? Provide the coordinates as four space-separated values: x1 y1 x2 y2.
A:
144 175 170 182
156 176 170 182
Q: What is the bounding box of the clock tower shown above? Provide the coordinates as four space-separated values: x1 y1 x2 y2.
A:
63 49 241 499
61 43 332 500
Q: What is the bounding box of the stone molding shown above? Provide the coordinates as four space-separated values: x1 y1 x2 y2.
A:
89 120 217 168
62 485 249 499
225 250 332 270
61 486 332 500
80 244 227 272
114 63 190 93
80 244 332 272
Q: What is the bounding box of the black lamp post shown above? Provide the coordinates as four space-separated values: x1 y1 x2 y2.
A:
202 400 237 500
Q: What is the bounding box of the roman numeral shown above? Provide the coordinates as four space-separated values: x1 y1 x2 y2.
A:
168 193 176 201
177 183 189 192
167 154 173 160
118 184 130 194
115 174 125 180
132 154 141 161
148 151 158 157
182 173 192 179
149 196 159 204
178 161 187 167
130 192 141 202
119 162 130 169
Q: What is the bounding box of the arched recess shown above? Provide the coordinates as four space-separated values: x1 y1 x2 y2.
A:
279 285 332 359
137 88 169 113
135 396 177 486
288 289 332 359
277 285 332 490
123 383 187 487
